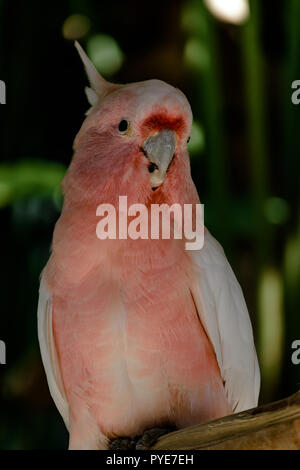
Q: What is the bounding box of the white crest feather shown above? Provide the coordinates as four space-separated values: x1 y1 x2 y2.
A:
75 41 115 107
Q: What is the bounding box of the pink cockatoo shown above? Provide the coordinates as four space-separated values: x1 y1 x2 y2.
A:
38 42 260 450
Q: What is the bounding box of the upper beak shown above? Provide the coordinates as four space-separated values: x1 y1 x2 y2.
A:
143 129 176 188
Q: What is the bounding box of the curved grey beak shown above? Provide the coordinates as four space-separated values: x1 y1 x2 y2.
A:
143 129 176 187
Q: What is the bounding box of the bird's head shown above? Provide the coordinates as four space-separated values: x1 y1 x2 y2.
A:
64 42 193 205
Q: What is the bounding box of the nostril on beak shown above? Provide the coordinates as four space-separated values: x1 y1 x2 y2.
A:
142 129 176 188
148 162 159 173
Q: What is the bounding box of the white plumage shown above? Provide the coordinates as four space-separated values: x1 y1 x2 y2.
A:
37 277 69 429
190 229 260 412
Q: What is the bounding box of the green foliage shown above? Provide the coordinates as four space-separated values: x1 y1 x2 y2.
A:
0 160 65 208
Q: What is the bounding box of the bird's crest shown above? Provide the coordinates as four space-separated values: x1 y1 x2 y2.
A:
75 41 119 111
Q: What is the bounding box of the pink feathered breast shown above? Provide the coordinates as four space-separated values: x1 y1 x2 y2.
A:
49 233 230 439
45 139 231 442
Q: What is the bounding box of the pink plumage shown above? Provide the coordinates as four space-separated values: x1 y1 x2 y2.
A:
38 43 259 450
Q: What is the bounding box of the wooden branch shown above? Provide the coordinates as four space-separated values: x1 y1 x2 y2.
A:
151 391 300 450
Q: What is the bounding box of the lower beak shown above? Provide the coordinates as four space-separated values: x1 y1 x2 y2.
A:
143 129 176 187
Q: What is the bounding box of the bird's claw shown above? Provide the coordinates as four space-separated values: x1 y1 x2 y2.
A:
135 427 175 450
109 426 175 450
109 437 136 450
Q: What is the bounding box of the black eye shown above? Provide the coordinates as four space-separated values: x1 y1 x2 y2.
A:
187 136 191 143
118 119 129 133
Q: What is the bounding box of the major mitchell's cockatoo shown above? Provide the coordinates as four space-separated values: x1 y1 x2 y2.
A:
38 42 260 450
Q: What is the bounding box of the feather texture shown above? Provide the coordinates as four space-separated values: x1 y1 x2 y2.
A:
37 275 69 428
189 229 260 412
37 47 260 448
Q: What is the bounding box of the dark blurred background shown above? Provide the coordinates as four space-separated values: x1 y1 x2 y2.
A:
0 0 300 449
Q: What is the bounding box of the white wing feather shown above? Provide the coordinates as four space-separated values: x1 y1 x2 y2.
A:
189 229 260 413
37 275 70 428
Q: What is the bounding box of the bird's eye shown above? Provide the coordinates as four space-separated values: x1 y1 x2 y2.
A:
118 119 129 133
187 136 191 143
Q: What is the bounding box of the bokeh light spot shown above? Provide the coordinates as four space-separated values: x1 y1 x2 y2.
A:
258 268 284 399
184 38 210 71
62 14 91 40
188 121 206 156
264 197 290 225
181 2 207 36
0 181 13 208
87 34 124 76
204 0 250 25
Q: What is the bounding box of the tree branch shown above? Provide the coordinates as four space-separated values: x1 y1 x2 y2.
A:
151 391 300 450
